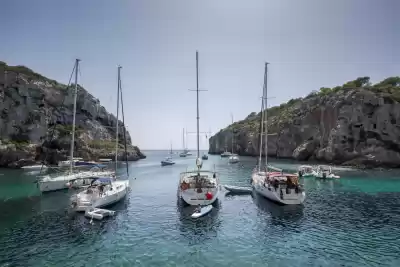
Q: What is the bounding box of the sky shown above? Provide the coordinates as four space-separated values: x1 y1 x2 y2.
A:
1 0 399 150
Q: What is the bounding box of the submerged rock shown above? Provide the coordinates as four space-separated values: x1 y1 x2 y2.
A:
0 61 145 168
209 76 400 168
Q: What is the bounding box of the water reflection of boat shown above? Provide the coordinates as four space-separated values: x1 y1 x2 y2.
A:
251 192 304 224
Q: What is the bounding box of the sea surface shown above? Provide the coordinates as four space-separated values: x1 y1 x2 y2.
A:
1 151 400 266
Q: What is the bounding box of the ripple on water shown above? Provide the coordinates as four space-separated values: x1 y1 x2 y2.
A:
1 155 400 266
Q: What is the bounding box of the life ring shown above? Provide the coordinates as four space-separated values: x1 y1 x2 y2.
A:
180 182 189 191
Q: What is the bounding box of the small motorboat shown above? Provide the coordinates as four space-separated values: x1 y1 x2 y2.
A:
84 207 115 220
191 205 213 219
228 154 240 164
298 165 317 177
161 157 175 166
220 151 232 158
223 185 252 194
315 165 340 179
202 154 208 160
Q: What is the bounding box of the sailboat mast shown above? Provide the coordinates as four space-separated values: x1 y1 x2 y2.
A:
231 113 234 154
258 97 264 172
69 58 80 174
196 51 200 159
115 66 121 171
263 62 269 169
182 128 185 151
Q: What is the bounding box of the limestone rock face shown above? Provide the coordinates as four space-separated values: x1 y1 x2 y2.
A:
209 87 400 168
0 63 145 168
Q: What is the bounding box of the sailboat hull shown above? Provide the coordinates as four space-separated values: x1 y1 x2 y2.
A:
251 172 306 205
179 187 219 206
74 180 129 211
38 170 114 192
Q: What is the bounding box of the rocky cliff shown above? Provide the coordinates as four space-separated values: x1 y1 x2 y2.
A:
0 61 145 168
209 76 400 168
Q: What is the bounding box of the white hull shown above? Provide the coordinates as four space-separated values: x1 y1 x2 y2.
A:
179 187 219 206
301 171 317 177
220 152 232 158
74 180 129 211
228 155 240 164
191 205 213 218
84 208 115 220
39 170 114 192
252 172 305 205
315 173 340 179
22 165 47 170
298 165 317 177
178 170 220 206
223 185 252 194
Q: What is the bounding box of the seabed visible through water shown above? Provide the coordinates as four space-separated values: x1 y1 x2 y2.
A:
0 151 400 267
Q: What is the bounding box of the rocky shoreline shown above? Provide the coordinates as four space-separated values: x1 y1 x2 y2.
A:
209 76 400 169
0 61 145 168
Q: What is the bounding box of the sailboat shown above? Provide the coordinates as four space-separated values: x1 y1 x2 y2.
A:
179 128 187 157
178 51 219 206
161 142 175 166
70 65 129 211
228 114 240 164
220 141 232 157
251 63 305 205
184 130 192 155
38 59 113 192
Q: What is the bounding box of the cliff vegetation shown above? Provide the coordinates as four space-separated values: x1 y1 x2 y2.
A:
209 76 400 168
0 61 145 168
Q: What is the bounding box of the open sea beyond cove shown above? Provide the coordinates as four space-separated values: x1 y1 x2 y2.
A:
0 150 400 266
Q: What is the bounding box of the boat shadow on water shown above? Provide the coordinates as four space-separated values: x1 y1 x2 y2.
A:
251 192 305 225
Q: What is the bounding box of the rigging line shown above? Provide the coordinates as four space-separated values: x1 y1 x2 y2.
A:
119 79 129 176
39 62 76 175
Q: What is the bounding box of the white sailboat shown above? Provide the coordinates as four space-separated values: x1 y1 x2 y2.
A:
178 51 219 206
251 63 306 205
228 113 240 164
71 65 129 211
179 128 188 157
38 59 112 192
161 142 175 166
184 131 192 156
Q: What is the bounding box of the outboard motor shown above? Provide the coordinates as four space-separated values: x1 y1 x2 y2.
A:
298 170 303 177
323 172 327 179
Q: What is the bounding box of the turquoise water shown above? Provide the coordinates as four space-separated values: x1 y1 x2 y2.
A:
1 151 400 266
